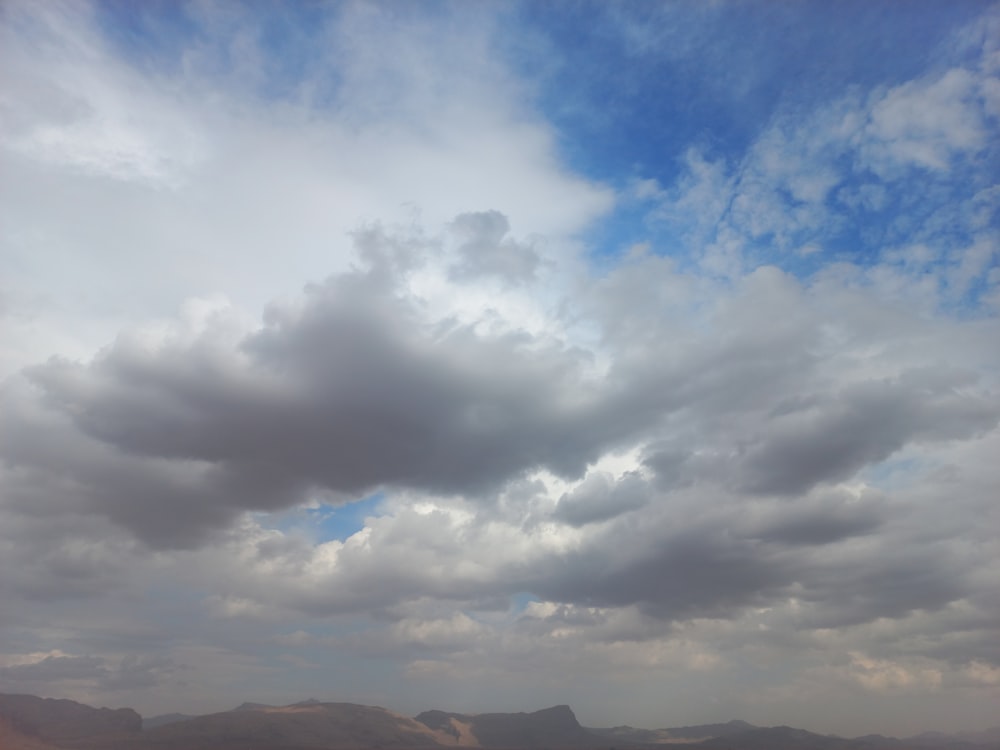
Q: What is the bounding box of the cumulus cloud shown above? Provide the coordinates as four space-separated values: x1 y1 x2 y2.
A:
0 653 174 693
863 68 992 175
552 470 648 527
639 24 1000 298
7 243 995 554
2 208 998 727
736 373 998 496
1 238 614 547
0 0 612 381
448 211 541 283
1 0 998 736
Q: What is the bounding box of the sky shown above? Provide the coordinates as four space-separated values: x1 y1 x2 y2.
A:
1 0 999 738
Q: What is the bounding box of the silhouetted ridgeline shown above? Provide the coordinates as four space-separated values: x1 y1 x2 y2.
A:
0 692 997 750
0 692 141 748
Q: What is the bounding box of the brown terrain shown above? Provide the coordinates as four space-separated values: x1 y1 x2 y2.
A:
0 694 141 749
0 715 63 750
1 691 998 750
414 705 605 748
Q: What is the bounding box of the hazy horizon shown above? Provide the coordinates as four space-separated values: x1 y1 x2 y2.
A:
1 0 998 739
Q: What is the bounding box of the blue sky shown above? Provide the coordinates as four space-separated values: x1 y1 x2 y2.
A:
1 0 999 737
509 2 999 280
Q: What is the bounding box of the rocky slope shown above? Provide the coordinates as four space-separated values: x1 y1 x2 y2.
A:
0 715 64 750
138 701 452 749
589 719 758 744
2 691 997 750
415 704 605 747
0 693 141 747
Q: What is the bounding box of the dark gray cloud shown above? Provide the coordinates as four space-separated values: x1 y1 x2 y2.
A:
534 527 793 620
1 258 631 547
552 470 648 526
467 468 990 630
742 490 886 546
97 655 176 691
0 654 173 692
447 210 540 283
795 548 974 629
0 655 107 683
5 238 994 557
738 372 999 496
640 368 997 498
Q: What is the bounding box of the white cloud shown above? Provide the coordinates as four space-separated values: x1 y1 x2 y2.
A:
1 0 998 737
847 652 943 692
863 68 990 175
0 0 612 380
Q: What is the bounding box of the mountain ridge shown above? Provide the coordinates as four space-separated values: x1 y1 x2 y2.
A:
1 692 997 750
0 693 141 745
414 704 605 747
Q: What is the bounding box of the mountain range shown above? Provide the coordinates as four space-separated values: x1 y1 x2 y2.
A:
1 692 997 750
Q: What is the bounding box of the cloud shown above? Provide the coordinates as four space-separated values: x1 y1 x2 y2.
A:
0 655 107 684
846 652 943 692
736 372 998 496
3 229 998 637
9 242 995 554
863 68 992 175
1 231 624 547
0 0 998 736
0 0 613 380
0 653 174 693
0 2 207 186
447 211 541 284
552 470 648 527
639 26 1000 297
741 490 886 546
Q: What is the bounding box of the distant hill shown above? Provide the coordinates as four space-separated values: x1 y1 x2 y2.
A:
139 700 454 749
137 702 606 749
587 719 757 745
589 719 758 744
586 725 674 744
669 721 758 740
415 704 605 747
699 726 1000 750
2 691 998 750
141 712 196 729
0 693 141 746
699 725 852 750
0 715 64 750
907 731 1000 748
954 730 1000 746
587 721 1000 750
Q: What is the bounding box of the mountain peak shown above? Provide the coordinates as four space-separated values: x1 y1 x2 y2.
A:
415 703 605 747
0 693 141 744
